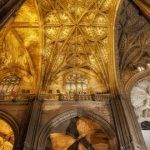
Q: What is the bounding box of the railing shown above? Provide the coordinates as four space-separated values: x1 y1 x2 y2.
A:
40 93 110 101
0 93 110 101
0 94 35 101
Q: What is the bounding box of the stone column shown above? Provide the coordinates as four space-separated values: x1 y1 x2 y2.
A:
121 97 147 150
23 99 42 150
110 96 135 150
16 103 33 150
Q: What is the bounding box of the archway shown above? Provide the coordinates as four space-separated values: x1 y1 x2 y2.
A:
130 74 150 149
0 111 19 150
36 109 117 150
46 117 112 150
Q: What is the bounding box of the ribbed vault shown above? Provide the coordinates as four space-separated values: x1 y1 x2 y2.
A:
0 0 121 98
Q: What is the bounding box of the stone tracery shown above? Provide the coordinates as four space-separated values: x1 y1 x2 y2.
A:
39 0 114 91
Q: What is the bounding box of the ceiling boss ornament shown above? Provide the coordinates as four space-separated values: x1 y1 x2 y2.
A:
39 0 112 88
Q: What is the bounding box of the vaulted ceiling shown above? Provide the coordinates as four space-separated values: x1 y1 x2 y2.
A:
0 0 42 93
117 0 150 85
40 0 118 92
0 0 120 94
0 0 149 96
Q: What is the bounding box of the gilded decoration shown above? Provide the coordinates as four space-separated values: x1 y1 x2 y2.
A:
0 0 42 95
0 0 120 98
0 119 14 150
39 0 119 93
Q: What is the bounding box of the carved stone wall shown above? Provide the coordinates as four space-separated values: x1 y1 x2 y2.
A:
42 99 113 125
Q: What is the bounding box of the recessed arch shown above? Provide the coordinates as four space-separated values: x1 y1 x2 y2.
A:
125 70 150 99
127 71 150 150
0 111 19 150
36 109 118 150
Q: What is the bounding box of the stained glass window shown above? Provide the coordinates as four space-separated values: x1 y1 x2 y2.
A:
65 74 88 94
0 75 21 96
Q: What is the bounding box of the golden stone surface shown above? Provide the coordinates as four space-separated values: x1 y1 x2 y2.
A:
0 0 120 95
50 117 109 150
0 119 14 150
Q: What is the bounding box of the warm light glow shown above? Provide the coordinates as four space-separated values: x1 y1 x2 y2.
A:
0 119 14 150
0 0 120 96
48 117 109 150
65 74 88 94
0 76 21 96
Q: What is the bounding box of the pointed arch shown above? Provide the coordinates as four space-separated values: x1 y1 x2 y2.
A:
36 109 118 150
0 111 19 149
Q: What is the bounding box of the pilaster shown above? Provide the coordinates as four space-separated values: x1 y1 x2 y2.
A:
23 99 42 150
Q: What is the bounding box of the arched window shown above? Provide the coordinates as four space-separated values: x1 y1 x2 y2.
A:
65 74 88 94
0 119 15 150
0 75 21 96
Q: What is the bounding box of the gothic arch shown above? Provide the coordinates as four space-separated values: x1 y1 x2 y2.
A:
36 109 118 150
125 70 150 123
123 70 150 149
125 70 150 99
0 110 19 149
